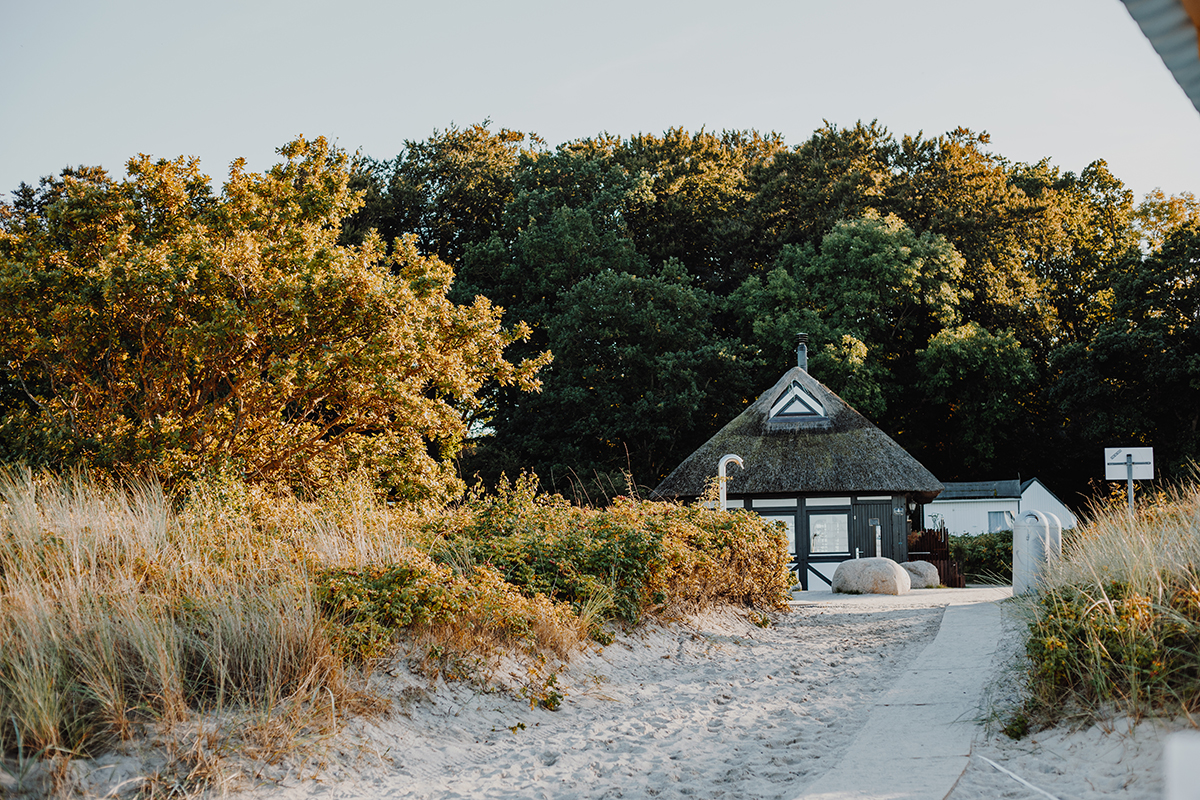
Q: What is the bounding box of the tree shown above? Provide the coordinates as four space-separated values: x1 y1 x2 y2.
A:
891 128 1052 335
915 323 1038 476
463 262 755 496
734 212 965 419
341 121 536 268
748 120 898 262
1135 188 1200 252
1049 222 1200 491
603 128 784 293
0 137 548 500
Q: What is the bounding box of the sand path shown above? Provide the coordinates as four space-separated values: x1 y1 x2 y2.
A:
233 592 986 799
62 587 1179 798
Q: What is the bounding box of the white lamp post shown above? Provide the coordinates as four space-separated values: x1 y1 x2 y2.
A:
718 453 743 510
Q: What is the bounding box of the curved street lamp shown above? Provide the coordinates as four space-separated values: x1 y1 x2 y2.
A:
718 453 744 510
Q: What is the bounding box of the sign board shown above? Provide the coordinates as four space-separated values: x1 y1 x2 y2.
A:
1105 447 1154 480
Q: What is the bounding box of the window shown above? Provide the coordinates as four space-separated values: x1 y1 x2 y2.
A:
760 515 797 560
988 511 1013 532
809 513 849 553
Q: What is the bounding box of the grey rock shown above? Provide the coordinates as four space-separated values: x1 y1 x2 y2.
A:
832 557 912 595
901 560 941 589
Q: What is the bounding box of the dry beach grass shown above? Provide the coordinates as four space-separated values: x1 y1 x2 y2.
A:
0 469 790 796
8 470 1200 798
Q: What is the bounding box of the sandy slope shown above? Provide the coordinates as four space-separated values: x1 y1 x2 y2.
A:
944 607 1179 800
48 592 1187 799
231 601 944 799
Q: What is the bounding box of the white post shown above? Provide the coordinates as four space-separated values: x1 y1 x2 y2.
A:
1166 731 1200 800
1126 452 1134 514
718 454 743 510
1013 510 1051 595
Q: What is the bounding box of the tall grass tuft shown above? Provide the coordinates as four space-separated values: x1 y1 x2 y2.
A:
1021 483 1200 726
0 469 352 758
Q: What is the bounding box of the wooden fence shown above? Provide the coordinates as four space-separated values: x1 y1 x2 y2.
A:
907 528 965 588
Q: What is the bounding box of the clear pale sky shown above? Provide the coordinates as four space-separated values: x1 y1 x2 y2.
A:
2 0 1198 203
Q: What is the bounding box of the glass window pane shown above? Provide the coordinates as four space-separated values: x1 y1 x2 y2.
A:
810 513 848 552
988 511 1013 532
761 515 796 558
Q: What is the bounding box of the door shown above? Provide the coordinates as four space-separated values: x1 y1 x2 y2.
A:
851 501 893 559
804 504 851 589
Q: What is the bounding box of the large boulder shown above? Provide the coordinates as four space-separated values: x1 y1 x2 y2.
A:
832 557 911 595
901 560 941 589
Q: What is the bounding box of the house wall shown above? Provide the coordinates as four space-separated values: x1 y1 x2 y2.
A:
924 498 1019 536
729 493 909 590
1021 482 1078 528
924 481 1078 535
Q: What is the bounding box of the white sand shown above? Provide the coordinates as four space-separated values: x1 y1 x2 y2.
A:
48 591 1191 799
229 599 945 799
945 605 1182 800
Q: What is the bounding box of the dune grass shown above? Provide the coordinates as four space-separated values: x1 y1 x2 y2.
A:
0 467 791 788
1019 482 1200 728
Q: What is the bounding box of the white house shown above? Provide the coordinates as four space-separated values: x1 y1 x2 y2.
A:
923 478 1077 535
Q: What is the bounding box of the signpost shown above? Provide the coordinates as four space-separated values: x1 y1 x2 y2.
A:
1105 447 1154 513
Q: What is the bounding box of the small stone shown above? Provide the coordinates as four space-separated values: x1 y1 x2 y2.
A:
900 560 940 588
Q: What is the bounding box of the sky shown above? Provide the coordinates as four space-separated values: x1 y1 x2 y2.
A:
2 0 1199 203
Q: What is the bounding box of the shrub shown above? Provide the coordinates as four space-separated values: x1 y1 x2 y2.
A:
1020 485 1200 724
313 552 586 669
427 475 792 624
949 530 1012 582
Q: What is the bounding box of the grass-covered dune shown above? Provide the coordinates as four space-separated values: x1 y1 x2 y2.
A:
0 469 791 763
1018 483 1200 731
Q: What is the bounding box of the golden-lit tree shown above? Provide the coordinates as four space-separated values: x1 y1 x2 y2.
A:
0 137 549 500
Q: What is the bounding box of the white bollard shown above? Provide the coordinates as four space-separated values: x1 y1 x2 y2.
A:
1013 510 1051 595
1044 511 1062 562
1166 731 1200 800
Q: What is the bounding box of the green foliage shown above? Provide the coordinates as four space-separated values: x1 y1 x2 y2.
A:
1019 485 1200 725
749 120 898 256
428 475 792 625
18 120 1193 508
0 138 548 499
1024 580 1200 721
342 121 535 266
314 553 467 660
474 262 756 494
312 550 582 668
917 324 1037 471
732 211 965 423
948 530 1013 582
606 127 784 293
346 120 1174 500
1049 221 1200 486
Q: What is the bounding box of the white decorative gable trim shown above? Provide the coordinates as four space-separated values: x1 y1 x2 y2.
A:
769 381 826 419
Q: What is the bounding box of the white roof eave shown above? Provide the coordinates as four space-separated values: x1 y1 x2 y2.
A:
1121 0 1200 114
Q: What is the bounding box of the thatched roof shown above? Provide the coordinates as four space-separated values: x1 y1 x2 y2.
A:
651 367 944 503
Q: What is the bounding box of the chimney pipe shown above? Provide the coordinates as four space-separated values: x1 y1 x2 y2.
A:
796 332 808 371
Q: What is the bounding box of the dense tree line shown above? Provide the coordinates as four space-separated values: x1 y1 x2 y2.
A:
343 121 1200 506
3 123 1197 508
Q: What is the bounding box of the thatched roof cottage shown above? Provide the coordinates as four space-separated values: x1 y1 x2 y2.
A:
651 337 943 590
